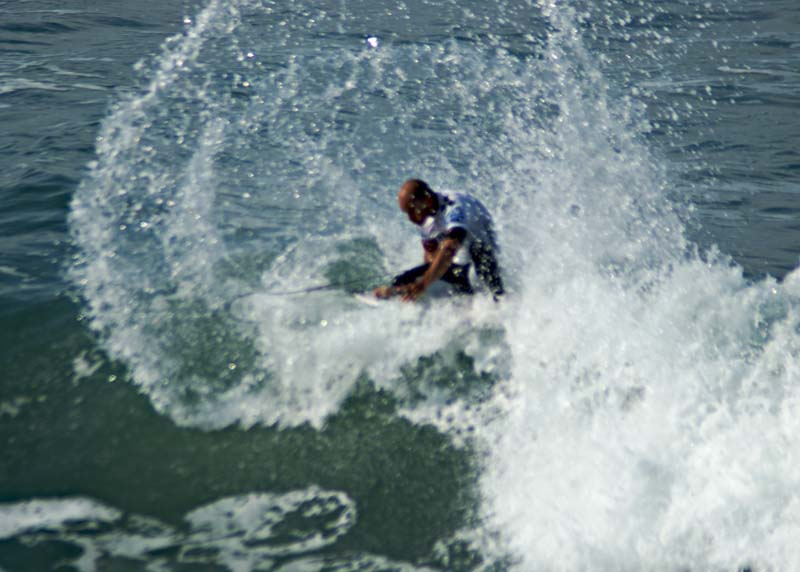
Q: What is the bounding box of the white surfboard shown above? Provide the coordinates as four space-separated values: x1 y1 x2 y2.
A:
353 292 383 307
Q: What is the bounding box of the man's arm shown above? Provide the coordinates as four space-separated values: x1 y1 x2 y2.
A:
422 239 439 264
402 228 465 301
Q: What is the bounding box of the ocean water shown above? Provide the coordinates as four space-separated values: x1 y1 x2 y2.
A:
2 0 800 570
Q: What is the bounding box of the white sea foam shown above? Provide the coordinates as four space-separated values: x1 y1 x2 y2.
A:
0 498 121 539
0 487 358 571
468 4 800 571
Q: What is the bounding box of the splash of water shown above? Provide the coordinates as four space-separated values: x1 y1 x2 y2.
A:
472 2 800 571
69 0 537 429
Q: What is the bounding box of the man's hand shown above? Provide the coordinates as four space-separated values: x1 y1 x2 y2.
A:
373 285 396 299
371 283 424 302
403 236 461 302
400 279 426 302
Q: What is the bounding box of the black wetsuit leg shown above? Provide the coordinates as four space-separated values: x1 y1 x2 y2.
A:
391 263 473 294
469 239 504 298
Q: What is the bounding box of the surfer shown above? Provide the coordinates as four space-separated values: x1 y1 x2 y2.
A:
373 179 504 302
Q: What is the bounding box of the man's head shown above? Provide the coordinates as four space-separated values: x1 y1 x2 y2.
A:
398 179 438 225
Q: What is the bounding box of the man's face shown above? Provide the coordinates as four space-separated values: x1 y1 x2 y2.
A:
399 191 431 225
404 197 429 225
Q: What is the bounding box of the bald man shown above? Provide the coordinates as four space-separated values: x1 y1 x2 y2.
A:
374 179 504 302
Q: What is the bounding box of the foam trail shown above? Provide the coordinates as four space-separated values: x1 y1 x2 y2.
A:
0 488 364 571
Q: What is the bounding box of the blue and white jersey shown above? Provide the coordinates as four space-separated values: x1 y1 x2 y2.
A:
419 191 496 265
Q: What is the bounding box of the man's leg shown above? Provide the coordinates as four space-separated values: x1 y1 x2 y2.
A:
390 263 473 294
470 241 504 298
391 264 429 287
441 264 473 294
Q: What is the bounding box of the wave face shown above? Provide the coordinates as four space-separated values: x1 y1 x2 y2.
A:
70 0 800 570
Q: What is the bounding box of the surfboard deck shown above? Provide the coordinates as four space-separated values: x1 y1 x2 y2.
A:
353 292 383 307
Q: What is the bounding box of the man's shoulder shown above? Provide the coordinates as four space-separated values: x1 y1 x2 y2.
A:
439 190 468 203
441 192 489 221
440 190 487 210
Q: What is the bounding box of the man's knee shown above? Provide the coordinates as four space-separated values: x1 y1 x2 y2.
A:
471 243 503 294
